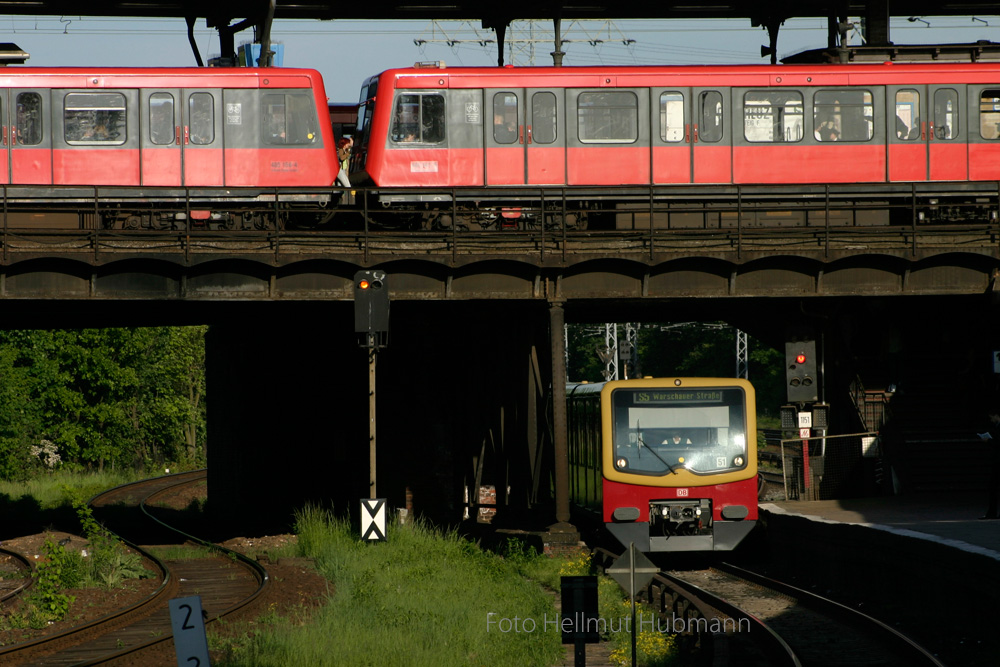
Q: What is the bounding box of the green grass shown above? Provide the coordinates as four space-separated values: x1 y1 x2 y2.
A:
0 469 151 509
212 507 564 667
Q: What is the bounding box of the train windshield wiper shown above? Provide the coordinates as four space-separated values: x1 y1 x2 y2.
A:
636 422 678 475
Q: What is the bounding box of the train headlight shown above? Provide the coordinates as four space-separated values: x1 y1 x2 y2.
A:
734 456 745 467
616 457 628 470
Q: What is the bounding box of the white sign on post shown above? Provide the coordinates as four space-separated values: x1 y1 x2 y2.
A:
361 498 387 542
169 595 211 667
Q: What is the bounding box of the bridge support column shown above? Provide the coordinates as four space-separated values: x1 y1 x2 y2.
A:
547 301 580 549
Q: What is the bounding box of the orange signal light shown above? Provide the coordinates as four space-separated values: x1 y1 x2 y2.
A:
359 279 371 289
795 353 807 364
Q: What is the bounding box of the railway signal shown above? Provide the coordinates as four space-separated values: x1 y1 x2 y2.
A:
354 270 389 349
785 339 818 403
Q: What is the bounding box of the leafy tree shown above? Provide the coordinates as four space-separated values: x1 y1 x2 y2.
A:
0 327 207 480
566 322 784 419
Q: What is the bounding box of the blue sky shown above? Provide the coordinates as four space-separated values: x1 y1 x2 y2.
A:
1 15 997 103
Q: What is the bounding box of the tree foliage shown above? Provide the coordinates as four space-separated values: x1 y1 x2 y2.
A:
0 327 207 480
566 322 784 418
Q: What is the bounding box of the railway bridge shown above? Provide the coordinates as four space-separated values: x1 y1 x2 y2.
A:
2 184 999 531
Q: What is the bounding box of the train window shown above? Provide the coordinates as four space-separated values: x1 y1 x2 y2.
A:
64 92 126 145
933 89 959 140
578 91 637 143
743 91 803 142
493 92 518 144
814 90 873 142
16 93 42 146
188 93 214 145
611 387 748 476
149 93 175 146
698 91 723 143
895 90 920 140
659 92 684 143
980 90 1000 139
391 93 445 144
531 92 557 144
262 93 318 145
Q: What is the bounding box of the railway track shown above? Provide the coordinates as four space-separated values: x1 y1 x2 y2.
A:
0 547 33 604
0 470 269 666
597 549 944 666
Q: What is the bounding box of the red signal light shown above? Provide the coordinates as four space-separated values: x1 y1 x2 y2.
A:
795 353 807 364
358 279 370 289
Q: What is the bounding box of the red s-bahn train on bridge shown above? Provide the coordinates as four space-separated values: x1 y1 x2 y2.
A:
351 59 1000 228
2 59 1000 229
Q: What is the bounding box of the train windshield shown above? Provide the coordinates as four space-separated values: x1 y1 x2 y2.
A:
611 386 748 476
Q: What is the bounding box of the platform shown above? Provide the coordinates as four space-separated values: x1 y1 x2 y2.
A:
761 491 1000 559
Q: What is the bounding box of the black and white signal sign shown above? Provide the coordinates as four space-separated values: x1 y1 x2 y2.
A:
361 498 387 542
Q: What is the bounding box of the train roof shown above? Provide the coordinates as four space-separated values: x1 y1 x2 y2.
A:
0 67 325 89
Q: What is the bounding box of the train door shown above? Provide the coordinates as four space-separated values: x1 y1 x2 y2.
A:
888 85 967 182
565 87 650 185
181 89 224 186
485 89 524 185
525 89 564 184
485 88 563 185
692 88 730 183
3 89 52 184
140 89 181 186
651 88 692 183
969 86 1000 181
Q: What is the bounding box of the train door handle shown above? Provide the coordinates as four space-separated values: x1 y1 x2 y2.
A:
10 126 15 146
928 123 935 141
527 125 532 144
184 126 190 145
685 124 691 143
921 121 926 141
175 126 181 145
1 126 6 146
693 124 699 143
519 125 524 144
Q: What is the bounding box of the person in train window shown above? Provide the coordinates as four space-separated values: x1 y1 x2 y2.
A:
663 433 692 445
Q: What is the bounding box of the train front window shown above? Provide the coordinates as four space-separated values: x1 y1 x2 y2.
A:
64 92 126 146
391 93 445 144
743 91 803 142
611 387 748 476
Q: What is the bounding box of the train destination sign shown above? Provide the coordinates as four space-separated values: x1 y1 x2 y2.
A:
634 390 723 404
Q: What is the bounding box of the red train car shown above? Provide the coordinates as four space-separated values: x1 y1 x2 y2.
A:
351 60 1000 189
0 67 336 188
567 378 758 553
0 67 338 229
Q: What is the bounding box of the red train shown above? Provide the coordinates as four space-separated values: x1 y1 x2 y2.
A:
350 60 1000 228
0 67 337 229
567 378 758 553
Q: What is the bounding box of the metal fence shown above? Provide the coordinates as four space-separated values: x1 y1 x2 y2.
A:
761 431 881 501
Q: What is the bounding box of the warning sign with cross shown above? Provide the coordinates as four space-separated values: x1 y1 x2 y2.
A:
361 498 387 542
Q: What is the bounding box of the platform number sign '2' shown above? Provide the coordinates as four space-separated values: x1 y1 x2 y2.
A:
169 596 211 667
